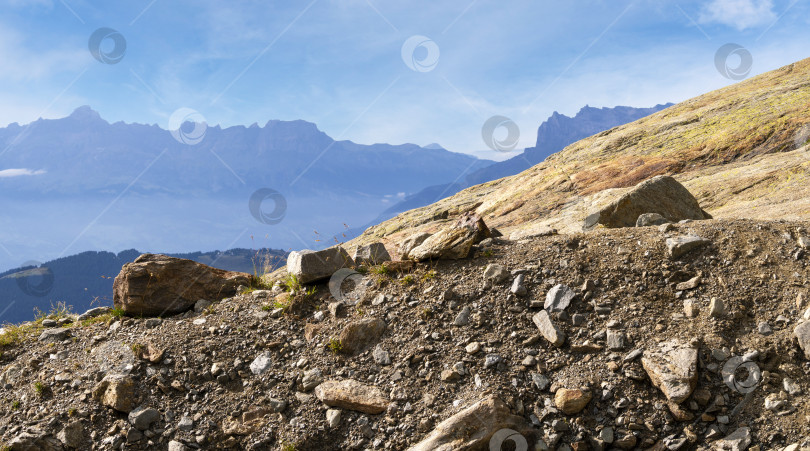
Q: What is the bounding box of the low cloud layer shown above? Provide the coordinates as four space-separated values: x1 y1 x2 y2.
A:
0 168 46 178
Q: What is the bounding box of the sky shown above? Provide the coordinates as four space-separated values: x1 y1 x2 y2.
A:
1 0 809 160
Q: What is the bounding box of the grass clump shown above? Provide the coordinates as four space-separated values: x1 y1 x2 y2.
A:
421 270 437 282
0 323 40 349
400 274 415 286
283 274 302 293
33 301 73 322
369 265 389 276
11 400 20 410
327 338 343 354
33 381 46 397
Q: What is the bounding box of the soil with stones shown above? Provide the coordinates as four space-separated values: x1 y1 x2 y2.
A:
1 218 809 451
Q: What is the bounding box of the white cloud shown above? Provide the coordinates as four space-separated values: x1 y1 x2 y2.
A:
699 0 776 30
0 168 46 178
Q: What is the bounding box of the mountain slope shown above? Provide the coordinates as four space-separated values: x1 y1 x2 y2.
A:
349 58 810 252
355 104 672 235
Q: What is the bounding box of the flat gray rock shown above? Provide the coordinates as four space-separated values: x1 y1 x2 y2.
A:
483 264 509 284
666 235 711 259
544 284 575 312
352 243 391 266
249 353 273 375
38 328 71 343
532 310 565 347
715 427 751 451
287 247 355 284
641 340 698 404
129 406 160 431
794 321 810 359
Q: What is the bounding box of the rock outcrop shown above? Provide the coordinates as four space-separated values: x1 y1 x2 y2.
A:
113 254 251 316
408 213 491 261
584 175 711 229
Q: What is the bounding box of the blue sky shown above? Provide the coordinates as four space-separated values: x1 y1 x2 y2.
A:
1 0 809 159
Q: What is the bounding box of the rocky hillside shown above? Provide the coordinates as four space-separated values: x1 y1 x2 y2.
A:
348 58 810 253
1 218 810 450
3 58 810 451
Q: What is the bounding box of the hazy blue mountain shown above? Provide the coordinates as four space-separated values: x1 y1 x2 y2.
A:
0 248 286 324
370 104 673 224
0 107 491 272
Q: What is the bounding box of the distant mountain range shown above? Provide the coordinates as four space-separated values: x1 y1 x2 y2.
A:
356 104 673 229
0 248 286 324
0 107 491 272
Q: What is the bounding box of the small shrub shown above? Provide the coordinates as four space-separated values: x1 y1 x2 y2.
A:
283 274 302 293
370 265 389 275
110 307 125 318
327 338 343 354
273 299 290 312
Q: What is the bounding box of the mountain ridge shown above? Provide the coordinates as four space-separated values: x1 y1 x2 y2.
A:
0 107 491 271
344 57 810 255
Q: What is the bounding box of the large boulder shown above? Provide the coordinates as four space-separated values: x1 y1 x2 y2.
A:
113 254 251 317
409 213 491 261
584 175 711 229
399 232 432 259
352 243 391 266
408 395 532 451
287 247 355 284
